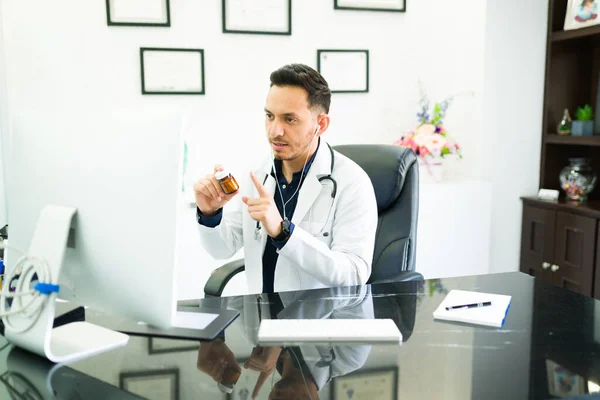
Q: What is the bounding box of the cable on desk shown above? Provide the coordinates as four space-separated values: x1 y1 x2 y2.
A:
0 245 60 334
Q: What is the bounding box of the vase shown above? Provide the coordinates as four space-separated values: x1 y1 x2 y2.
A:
572 120 594 136
557 108 572 136
419 158 444 183
559 158 597 201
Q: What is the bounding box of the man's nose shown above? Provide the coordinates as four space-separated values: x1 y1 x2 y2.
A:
269 122 284 137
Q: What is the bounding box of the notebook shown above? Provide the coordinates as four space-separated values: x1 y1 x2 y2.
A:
433 290 512 328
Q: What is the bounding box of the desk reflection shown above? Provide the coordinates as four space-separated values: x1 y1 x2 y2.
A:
197 283 418 399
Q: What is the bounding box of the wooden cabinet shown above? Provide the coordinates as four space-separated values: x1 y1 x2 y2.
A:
520 198 598 298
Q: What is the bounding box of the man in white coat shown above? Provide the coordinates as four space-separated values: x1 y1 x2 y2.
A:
194 63 378 295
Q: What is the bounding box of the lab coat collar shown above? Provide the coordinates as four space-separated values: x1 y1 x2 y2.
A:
257 139 333 225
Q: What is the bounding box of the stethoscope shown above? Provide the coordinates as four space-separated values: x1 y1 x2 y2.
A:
254 143 338 240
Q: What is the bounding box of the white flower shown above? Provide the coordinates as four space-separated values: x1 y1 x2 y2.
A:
413 132 447 152
416 123 436 135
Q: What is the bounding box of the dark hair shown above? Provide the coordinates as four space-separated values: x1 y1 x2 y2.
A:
270 64 332 113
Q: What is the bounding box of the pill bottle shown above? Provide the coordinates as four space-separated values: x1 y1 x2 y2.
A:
215 169 240 194
218 365 241 393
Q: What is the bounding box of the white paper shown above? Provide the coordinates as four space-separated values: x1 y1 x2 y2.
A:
225 0 289 32
319 52 368 92
171 311 218 329
110 0 167 23
336 0 404 9
143 50 203 93
433 290 512 328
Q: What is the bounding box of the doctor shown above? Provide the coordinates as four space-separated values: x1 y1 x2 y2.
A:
194 63 378 294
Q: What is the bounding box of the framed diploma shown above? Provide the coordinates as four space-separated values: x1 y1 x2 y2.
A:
334 0 406 13
222 0 292 35
317 50 369 93
120 369 179 400
332 368 398 400
106 0 171 27
140 48 205 95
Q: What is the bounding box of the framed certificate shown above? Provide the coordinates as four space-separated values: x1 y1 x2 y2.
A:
334 0 406 13
332 368 398 400
140 48 205 95
120 369 179 400
148 337 199 355
317 50 369 93
106 0 171 27
222 0 292 35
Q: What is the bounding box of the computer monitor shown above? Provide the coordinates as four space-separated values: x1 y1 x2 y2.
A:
5 112 237 362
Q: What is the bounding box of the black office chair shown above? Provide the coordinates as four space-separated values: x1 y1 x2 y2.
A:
203 144 423 297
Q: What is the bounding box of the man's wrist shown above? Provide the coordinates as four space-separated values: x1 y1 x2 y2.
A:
270 218 291 241
199 208 220 218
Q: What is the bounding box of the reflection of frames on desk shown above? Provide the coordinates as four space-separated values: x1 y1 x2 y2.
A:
120 368 180 400
0 371 44 400
148 337 200 355
332 367 398 400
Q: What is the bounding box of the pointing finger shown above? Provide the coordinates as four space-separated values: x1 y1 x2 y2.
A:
250 171 270 198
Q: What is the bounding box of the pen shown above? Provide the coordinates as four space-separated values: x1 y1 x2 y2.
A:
445 301 491 311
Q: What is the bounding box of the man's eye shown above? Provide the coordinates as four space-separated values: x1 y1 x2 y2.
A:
266 114 273 120
286 118 296 123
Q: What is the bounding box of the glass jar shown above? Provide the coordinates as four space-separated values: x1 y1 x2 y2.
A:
559 158 597 201
215 169 239 195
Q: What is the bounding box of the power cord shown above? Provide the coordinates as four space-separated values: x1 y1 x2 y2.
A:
0 245 59 334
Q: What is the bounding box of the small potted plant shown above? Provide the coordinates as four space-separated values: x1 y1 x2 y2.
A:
572 104 594 136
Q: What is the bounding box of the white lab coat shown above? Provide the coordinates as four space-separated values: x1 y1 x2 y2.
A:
197 141 378 294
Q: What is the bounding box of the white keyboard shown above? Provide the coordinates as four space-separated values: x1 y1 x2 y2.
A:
258 318 402 345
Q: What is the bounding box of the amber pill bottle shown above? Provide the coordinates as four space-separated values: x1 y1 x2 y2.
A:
218 365 241 393
215 170 239 194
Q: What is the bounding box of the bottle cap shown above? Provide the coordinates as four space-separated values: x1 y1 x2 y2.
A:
215 170 230 180
218 382 234 393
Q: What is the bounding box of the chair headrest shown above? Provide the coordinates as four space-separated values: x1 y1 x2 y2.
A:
333 144 417 212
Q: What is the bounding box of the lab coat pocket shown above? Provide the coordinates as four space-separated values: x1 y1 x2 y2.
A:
309 220 333 246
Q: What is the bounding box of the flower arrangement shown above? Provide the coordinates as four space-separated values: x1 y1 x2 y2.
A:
394 83 466 160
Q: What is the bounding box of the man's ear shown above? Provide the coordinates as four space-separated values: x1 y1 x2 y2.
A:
316 114 331 137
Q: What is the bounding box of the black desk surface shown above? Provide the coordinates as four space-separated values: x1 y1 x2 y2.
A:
2 272 600 400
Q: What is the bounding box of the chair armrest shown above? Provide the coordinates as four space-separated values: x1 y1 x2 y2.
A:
203 258 246 297
371 271 424 284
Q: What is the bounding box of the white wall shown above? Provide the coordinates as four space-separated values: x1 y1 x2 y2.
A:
1 0 489 298
0 1 9 228
482 0 547 274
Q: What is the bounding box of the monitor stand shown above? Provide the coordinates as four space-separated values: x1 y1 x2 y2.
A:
3 205 129 364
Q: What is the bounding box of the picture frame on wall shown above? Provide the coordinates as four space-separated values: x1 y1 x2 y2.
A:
106 0 170 27
140 48 205 95
317 49 369 93
331 368 398 400
222 0 292 35
334 0 406 13
563 0 600 31
120 369 179 400
148 337 199 355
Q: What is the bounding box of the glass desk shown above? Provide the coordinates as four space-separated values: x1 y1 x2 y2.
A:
1 272 600 400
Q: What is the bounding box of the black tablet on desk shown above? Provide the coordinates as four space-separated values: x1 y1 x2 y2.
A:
53 301 239 341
